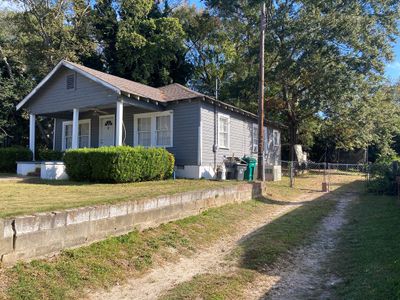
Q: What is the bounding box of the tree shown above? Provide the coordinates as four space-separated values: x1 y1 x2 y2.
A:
0 11 34 146
201 0 400 159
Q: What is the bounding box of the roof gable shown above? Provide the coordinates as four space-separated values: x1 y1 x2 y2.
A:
17 60 206 111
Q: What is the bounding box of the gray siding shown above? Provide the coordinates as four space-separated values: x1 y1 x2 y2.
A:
54 102 200 166
54 106 149 151
200 102 281 168
28 66 118 114
167 101 200 165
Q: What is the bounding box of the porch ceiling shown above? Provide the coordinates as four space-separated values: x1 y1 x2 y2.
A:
38 98 162 119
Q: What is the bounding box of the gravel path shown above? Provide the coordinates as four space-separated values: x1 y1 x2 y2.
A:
85 193 321 300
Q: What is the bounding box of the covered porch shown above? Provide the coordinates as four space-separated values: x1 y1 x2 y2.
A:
29 99 163 156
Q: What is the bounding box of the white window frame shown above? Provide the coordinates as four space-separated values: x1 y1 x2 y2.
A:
133 110 173 148
264 126 268 152
273 129 280 147
62 119 91 151
252 123 258 153
217 113 230 149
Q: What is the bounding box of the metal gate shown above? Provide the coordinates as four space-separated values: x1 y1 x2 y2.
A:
327 163 368 191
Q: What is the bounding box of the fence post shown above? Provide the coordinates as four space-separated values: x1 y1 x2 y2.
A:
322 162 328 192
290 161 294 188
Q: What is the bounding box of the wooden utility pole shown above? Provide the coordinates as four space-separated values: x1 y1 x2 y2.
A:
257 2 266 181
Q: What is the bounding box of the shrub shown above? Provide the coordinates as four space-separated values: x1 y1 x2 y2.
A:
37 148 64 161
63 146 175 183
368 156 400 194
0 147 33 173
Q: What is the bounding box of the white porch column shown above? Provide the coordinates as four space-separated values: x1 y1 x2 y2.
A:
29 113 35 161
72 108 79 149
115 100 123 146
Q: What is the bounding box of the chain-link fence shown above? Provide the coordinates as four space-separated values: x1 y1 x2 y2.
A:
281 160 369 191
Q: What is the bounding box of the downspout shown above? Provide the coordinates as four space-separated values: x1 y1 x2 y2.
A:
53 118 56 151
198 101 203 175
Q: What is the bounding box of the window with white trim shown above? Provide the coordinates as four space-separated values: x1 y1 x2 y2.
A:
253 124 269 153
134 111 173 147
252 124 258 153
264 126 268 152
62 120 91 150
218 113 230 149
273 129 280 146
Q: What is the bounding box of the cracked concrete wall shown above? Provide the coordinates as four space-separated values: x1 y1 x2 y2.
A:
0 182 264 266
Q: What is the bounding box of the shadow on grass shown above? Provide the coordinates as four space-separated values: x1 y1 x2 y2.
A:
16 177 97 186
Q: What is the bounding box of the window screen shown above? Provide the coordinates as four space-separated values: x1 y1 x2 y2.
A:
156 115 171 146
218 115 229 148
137 117 152 146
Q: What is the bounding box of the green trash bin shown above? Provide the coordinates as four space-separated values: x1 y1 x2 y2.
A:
242 157 257 181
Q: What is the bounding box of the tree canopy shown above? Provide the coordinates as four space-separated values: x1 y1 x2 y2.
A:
1 0 400 160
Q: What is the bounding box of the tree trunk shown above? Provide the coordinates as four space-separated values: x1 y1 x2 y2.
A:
37 120 51 148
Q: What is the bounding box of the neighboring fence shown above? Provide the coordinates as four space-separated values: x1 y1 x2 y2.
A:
281 160 369 189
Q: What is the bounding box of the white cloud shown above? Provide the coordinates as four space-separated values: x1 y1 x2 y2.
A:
0 0 24 12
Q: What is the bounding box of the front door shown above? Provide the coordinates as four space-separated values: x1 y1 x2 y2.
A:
99 115 115 147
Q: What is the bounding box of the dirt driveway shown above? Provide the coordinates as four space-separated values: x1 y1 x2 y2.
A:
86 191 336 300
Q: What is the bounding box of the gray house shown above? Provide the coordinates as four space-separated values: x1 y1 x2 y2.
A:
17 60 282 179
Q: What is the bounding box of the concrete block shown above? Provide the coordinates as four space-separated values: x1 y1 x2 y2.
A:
143 199 158 211
14 230 47 252
157 196 170 208
181 192 193 204
53 211 67 228
113 214 134 234
66 207 91 225
90 206 110 221
0 219 13 256
35 212 54 230
3 219 14 239
64 223 91 248
109 203 128 218
40 162 68 180
1 182 258 266
14 216 39 235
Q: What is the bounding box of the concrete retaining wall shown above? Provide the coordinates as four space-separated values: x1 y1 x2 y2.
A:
0 182 264 266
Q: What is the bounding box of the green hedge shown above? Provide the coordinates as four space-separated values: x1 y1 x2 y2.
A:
63 146 175 183
37 148 64 161
0 147 33 173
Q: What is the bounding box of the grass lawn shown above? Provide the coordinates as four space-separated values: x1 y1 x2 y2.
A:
0 172 365 219
331 193 400 299
0 174 365 300
0 179 239 218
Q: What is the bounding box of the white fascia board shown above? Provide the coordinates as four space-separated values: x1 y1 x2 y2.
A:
16 60 121 111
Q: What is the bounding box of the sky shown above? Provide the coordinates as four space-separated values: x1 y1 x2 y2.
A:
1 0 399 82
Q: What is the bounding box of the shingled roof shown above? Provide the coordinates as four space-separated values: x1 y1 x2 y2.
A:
15 60 284 129
17 60 207 110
